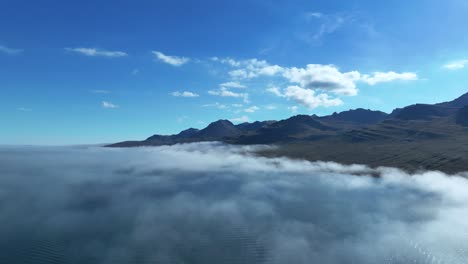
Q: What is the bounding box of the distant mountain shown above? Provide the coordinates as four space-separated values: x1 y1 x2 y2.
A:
321 108 388 124
236 121 276 132
391 104 454 120
106 92 468 173
196 120 241 139
438 92 468 108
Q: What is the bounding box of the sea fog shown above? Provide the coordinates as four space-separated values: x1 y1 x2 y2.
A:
0 142 467 264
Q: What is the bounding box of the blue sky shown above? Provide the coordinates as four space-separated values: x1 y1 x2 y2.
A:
1 0 468 145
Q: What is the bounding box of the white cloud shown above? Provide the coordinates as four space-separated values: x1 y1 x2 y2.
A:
214 57 418 109
283 64 360 96
208 87 249 102
312 14 346 41
361 71 418 85
92 90 111 94
306 12 323 19
231 104 244 108
442 60 468 70
229 116 250 123
171 91 199 97
244 106 260 113
17 107 32 112
265 105 277 110
0 45 23 55
215 57 284 79
65 48 127 58
152 51 189 66
284 85 343 109
288 106 299 113
220 81 246 89
266 86 284 97
202 102 227 109
102 101 119 109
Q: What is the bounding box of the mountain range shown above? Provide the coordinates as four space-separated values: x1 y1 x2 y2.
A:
107 92 468 173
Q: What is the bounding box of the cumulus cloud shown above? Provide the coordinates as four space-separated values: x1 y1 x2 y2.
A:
152 51 189 66
284 85 343 109
283 64 360 96
171 91 199 97
215 58 418 109
102 101 119 108
65 47 127 57
0 45 23 55
443 60 468 70
1 143 467 263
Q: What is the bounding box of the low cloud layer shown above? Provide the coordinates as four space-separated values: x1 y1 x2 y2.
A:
0 143 467 264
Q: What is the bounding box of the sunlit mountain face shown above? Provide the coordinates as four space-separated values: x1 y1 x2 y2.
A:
1 143 468 264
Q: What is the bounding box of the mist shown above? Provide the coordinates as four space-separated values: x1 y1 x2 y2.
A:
1 142 467 264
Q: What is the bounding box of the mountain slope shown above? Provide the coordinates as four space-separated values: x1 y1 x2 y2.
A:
106 92 468 173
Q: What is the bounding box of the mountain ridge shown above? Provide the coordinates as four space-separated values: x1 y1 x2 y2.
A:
107 92 468 173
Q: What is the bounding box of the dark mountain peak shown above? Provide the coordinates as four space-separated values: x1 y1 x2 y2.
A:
176 128 200 138
236 120 276 132
392 104 452 120
271 114 331 131
287 114 317 122
323 108 388 124
439 91 468 108
197 119 241 138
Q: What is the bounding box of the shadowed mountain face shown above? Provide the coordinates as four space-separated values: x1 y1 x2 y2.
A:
456 106 468 126
321 108 388 124
107 92 468 173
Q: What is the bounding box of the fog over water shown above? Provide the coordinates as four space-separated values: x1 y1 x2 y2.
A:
1 142 468 264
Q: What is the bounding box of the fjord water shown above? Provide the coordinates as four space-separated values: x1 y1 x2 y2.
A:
1 143 468 264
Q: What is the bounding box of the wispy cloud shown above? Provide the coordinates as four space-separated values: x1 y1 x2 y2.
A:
202 102 228 109
229 116 250 123
244 106 260 113
361 71 418 85
220 81 246 89
102 101 119 109
288 105 299 113
0 45 23 55
92 90 111 94
442 60 468 70
65 47 127 58
171 91 199 97
266 86 284 97
17 107 32 112
152 51 189 66
208 87 249 102
305 12 323 19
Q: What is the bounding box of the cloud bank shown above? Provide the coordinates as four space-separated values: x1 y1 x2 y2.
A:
0 143 467 264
